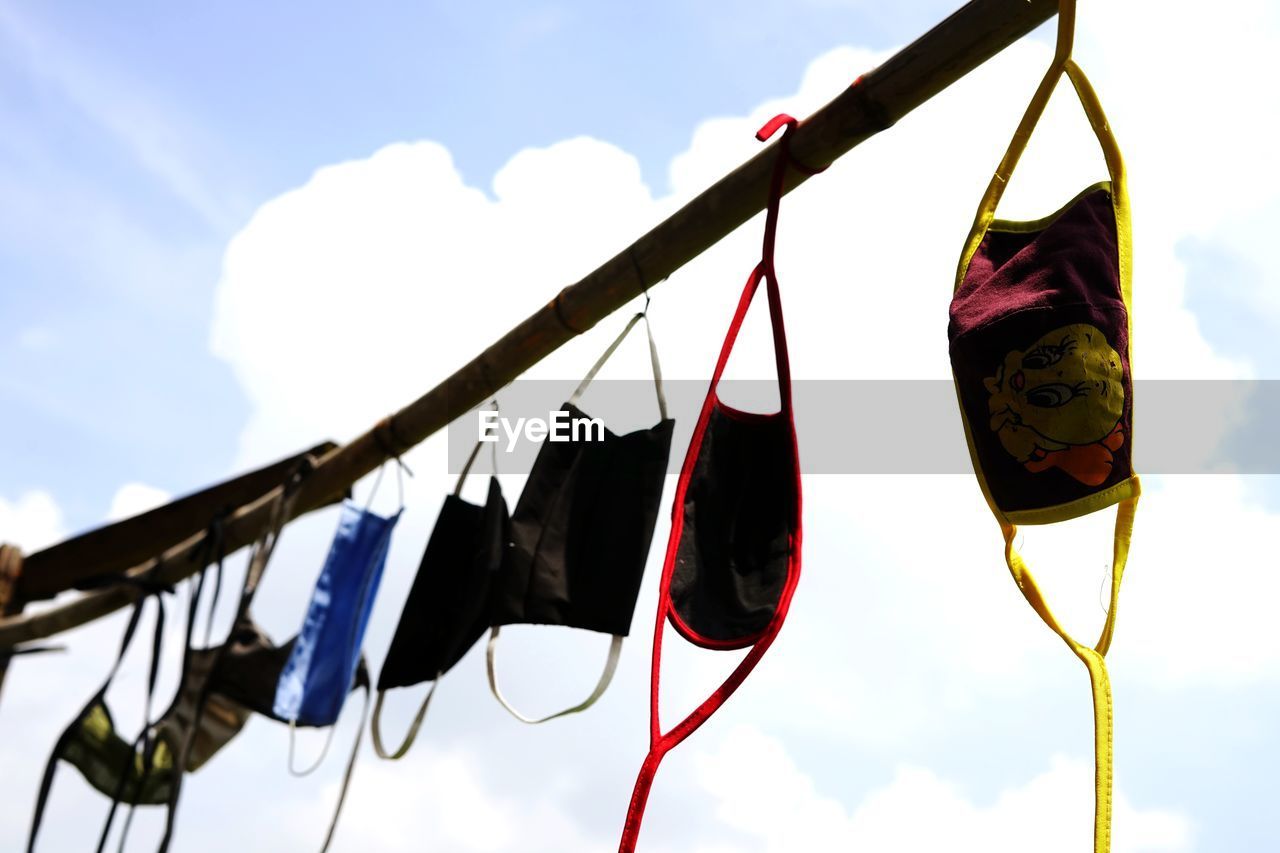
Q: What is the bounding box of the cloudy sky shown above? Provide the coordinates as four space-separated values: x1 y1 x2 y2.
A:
3 0 1279 850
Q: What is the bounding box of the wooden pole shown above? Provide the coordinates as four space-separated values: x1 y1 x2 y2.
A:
0 0 1057 649
17 441 339 602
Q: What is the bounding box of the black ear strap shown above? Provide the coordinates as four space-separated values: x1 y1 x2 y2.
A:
155 461 314 853
95 570 174 853
105 513 231 853
315 662 371 853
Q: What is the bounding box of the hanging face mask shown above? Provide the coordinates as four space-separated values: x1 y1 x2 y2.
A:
617 114 814 852
273 475 401 730
487 311 674 724
948 4 1137 853
27 566 236 853
373 433 508 759
204 472 373 853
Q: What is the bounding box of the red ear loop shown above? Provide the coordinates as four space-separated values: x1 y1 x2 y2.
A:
617 114 817 853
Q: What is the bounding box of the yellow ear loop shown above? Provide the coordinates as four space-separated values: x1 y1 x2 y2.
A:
1001 484 1139 853
952 3 1140 851
954 0 1087 293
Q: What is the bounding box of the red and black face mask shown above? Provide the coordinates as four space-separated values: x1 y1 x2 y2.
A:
617 113 816 852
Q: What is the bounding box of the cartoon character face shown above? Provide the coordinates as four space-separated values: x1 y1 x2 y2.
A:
985 323 1125 485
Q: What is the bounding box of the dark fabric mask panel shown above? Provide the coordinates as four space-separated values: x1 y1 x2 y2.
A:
61 702 177 806
494 403 673 637
379 478 508 691
208 620 369 726
668 405 795 647
29 589 184 853
207 619 294 719
153 646 250 772
949 186 1133 516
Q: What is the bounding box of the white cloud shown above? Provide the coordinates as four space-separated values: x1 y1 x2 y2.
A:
303 745 596 853
693 725 1191 853
0 490 66 552
106 482 172 522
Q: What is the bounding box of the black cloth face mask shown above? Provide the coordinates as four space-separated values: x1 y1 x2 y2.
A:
487 311 674 723
372 437 509 759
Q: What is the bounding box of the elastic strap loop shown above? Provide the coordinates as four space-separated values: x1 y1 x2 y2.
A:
1000 485 1138 853
641 313 669 421
619 548 803 853
287 718 339 777
569 310 668 421
455 400 500 496
486 627 622 725
953 1 1129 296
1054 0 1077 67
316 686 370 853
237 468 307 615
361 463 392 513
370 678 440 761
393 456 409 510
93 586 170 853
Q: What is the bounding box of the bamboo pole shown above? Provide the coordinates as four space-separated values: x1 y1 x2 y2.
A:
16 442 339 602
0 0 1057 649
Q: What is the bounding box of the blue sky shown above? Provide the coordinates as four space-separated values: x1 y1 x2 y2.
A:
3 1 1280 851
0 0 972 525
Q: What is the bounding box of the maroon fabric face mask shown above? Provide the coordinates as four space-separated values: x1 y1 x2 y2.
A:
948 4 1139 851
950 184 1135 519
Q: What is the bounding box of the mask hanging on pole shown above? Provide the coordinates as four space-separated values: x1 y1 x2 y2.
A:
178 463 372 853
27 580 179 853
617 113 817 852
273 462 402 734
948 2 1138 851
373 421 508 759
27 521 245 853
486 308 674 723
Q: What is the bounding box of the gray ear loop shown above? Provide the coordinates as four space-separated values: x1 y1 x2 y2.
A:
362 456 412 514
283 685 371 851
486 628 622 725
316 686 369 853
567 305 668 421
454 399 501 497
287 718 339 777
370 673 441 761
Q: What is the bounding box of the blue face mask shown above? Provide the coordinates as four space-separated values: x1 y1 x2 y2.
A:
273 499 400 730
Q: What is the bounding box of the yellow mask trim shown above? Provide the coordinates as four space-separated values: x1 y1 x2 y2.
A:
950 3 1137 852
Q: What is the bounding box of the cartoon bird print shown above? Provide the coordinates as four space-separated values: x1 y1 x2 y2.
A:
985 323 1125 486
